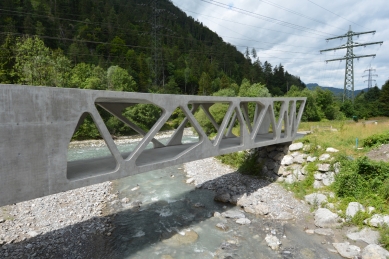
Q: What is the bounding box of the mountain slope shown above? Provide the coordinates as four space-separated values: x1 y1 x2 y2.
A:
0 0 305 95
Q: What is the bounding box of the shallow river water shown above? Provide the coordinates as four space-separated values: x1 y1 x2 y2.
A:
67 136 342 259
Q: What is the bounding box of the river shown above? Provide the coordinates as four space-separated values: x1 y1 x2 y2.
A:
67 135 342 259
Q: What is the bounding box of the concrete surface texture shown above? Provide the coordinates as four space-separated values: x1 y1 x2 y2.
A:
0 84 306 206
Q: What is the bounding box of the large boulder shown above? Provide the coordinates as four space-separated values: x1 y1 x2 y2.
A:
281 155 294 166
314 208 342 228
322 172 335 186
332 242 361 258
304 193 327 206
362 244 389 259
289 142 304 151
346 202 365 219
319 154 331 161
368 214 389 227
317 164 330 172
347 228 379 245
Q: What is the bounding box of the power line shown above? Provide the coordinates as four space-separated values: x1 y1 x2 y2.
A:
199 0 337 37
306 0 367 29
256 0 345 31
182 9 325 40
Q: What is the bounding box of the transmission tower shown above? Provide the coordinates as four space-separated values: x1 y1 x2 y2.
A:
320 25 383 102
362 67 378 90
150 0 164 87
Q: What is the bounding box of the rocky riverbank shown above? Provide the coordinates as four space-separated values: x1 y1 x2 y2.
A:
184 142 389 259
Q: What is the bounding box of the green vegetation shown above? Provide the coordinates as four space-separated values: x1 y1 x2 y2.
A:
277 120 389 247
363 131 389 148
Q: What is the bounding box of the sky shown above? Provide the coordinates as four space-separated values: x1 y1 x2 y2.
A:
170 0 389 90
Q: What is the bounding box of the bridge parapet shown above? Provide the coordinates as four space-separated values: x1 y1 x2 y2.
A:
0 84 306 206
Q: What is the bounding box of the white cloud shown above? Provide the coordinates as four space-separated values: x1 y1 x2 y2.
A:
172 0 389 89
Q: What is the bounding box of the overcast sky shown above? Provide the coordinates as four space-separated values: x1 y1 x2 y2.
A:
170 0 388 90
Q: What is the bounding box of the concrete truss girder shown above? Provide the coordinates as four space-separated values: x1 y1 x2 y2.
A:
0 85 306 206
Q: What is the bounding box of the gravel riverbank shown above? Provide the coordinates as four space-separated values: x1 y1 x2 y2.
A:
0 182 116 258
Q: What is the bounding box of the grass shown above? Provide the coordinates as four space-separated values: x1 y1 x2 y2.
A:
299 118 389 157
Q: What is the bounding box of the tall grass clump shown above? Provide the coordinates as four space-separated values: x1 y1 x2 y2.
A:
363 131 389 148
333 156 389 213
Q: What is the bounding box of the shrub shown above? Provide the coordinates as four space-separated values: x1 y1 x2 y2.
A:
363 131 389 148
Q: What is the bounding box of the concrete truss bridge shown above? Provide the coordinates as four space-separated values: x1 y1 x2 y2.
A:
0 85 306 206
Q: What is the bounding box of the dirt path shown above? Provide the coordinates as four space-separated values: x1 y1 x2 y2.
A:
366 144 389 162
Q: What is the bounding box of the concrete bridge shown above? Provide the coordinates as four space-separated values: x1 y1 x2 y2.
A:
0 84 306 206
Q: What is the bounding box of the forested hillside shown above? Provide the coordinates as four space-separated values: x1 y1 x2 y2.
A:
0 0 305 95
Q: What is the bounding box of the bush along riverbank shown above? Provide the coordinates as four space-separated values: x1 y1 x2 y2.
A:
215 133 389 258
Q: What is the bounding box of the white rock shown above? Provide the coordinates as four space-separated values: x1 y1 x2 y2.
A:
368 207 375 214
317 164 330 172
281 155 294 166
313 180 324 189
277 166 286 176
334 162 341 174
346 202 365 219
293 154 305 164
289 142 304 151
305 229 315 234
277 212 294 220
304 193 327 206
186 178 195 184
290 151 301 158
315 208 341 228
333 242 361 258
314 228 334 236
314 172 324 180
236 218 251 225
285 174 296 184
265 234 281 250
326 147 339 153
322 172 335 186
301 165 308 175
319 154 331 161
368 214 389 227
213 212 221 217
347 228 379 245
221 210 245 219
27 231 39 237
362 244 389 259
307 156 317 162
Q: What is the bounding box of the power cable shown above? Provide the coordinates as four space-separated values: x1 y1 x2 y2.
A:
199 0 337 37
306 0 367 29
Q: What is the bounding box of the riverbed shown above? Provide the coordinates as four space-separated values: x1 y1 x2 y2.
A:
0 132 346 258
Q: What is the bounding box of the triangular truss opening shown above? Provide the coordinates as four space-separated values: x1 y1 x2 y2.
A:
192 102 226 141
273 101 289 138
67 112 118 180
95 101 164 159
253 104 277 144
135 105 203 167
216 105 245 151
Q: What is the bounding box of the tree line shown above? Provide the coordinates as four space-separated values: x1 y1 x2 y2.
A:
0 0 305 95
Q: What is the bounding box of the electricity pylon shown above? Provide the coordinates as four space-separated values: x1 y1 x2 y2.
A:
320 26 383 102
362 67 378 90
